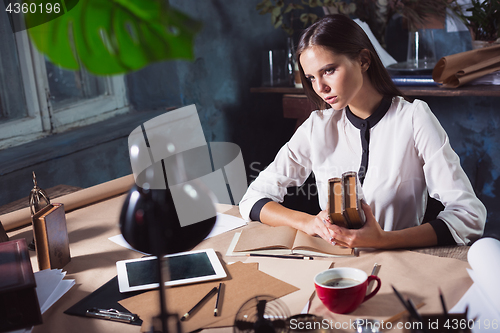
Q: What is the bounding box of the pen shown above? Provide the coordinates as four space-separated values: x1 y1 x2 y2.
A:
247 253 313 260
391 285 411 313
392 286 430 333
407 298 431 333
214 282 223 316
366 263 381 294
181 286 218 321
407 298 424 322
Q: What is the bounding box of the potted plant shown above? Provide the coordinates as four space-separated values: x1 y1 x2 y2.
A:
256 0 355 86
450 0 500 48
256 0 355 37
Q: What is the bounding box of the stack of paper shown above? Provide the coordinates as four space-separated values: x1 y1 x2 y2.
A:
450 237 500 332
470 71 500 86
11 269 75 333
34 269 75 314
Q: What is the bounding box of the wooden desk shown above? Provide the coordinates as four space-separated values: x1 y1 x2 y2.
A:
2 179 472 333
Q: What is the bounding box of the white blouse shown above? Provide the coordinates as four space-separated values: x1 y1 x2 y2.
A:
239 96 486 245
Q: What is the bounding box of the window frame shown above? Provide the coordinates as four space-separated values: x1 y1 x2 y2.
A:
0 31 45 149
0 27 130 149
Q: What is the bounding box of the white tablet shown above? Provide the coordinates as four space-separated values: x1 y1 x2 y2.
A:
116 248 226 293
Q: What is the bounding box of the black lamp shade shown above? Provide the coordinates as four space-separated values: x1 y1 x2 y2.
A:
119 184 216 256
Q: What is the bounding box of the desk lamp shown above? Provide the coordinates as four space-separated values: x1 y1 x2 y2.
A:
120 141 217 332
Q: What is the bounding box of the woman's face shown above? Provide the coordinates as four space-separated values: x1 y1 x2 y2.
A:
300 46 365 110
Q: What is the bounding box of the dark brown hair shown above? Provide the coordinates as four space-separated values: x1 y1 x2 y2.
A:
296 14 405 110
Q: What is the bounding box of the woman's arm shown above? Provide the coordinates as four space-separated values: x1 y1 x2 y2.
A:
260 201 336 245
412 101 486 245
261 200 439 249
328 203 438 249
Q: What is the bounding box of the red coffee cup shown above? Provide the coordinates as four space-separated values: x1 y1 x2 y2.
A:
314 267 381 314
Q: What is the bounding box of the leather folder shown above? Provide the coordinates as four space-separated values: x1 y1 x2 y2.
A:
32 203 71 270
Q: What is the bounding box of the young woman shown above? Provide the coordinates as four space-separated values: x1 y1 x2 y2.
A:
239 14 486 249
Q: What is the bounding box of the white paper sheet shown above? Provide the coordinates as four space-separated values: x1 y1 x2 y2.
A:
10 270 75 333
109 212 246 254
203 212 246 239
34 269 64 310
35 269 75 314
354 19 397 68
450 237 500 332
470 71 500 86
446 0 472 33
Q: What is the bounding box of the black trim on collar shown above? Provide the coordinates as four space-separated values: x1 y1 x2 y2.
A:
345 96 392 185
345 96 392 129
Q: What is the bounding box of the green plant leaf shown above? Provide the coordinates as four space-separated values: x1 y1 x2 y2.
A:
322 0 337 7
282 24 294 36
300 13 318 26
284 3 304 13
271 6 283 27
308 0 323 7
256 0 273 12
274 16 283 28
25 0 201 75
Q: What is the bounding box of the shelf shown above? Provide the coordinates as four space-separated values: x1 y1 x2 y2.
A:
399 85 500 97
251 85 500 97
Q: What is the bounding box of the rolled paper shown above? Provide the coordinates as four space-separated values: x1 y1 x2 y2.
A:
1 174 134 231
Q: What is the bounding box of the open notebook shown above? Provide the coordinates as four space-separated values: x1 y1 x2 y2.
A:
226 222 354 258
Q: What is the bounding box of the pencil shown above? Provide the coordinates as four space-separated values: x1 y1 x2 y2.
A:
247 253 313 260
214 282 223 316
383 302 425 330
180 286 218 321
439 288 449 319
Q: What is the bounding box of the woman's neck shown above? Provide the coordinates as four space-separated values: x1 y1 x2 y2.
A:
348 75 384 120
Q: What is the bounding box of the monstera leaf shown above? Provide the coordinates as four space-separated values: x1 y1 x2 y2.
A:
25 0 200 75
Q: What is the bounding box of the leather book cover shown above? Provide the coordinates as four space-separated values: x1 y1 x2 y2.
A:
0 221 8 243
32 203 71 270
327 177 349 228
0 239 43 331
341 172 366 229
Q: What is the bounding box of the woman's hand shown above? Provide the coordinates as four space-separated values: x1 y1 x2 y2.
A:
327 202 385 248
260 200 438 249
301 210 336 245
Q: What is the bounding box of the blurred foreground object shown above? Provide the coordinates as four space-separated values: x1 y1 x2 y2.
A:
24 0 200 75
0 239 43 332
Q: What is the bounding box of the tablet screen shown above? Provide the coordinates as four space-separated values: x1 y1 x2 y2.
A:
126 252 216 287
116 248 226 292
